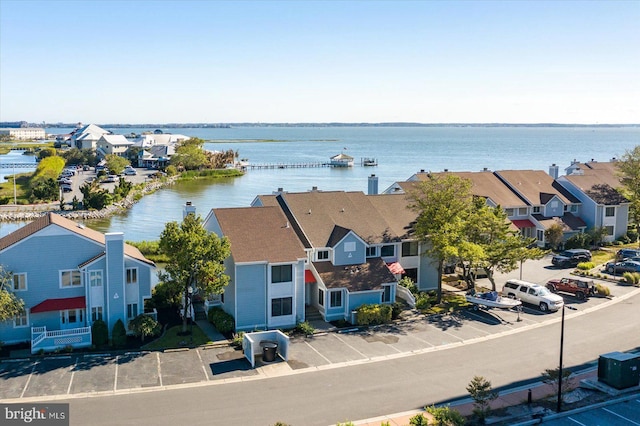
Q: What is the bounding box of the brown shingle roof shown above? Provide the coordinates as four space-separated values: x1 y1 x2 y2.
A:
412 171 527 207
261 191 416 247
532 213 586 232
0 213 154 265
564 162 627 205
495 170 579 205
312 258 396 291
213 206 306 263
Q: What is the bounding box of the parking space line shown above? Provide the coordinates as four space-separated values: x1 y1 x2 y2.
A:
567 416 587 425
304 341 332 364
157 352 162 387
67 358 77 394
20 361 38 399
195 349 209 381
332 334 368 359
602 407 640 425
114 356 119 391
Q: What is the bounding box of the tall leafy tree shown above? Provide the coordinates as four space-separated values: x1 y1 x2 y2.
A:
159 213 231 333
465 199 546 291
544 224 565 250
0 265 25 322
105 154 130 175
617 145 640 247
408 174 474 302
170 138 208 171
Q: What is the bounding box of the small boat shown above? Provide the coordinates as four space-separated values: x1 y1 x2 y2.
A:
465 290 522 310
362 157 378 166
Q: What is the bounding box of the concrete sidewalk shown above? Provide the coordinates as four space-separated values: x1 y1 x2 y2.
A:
351 368 600 425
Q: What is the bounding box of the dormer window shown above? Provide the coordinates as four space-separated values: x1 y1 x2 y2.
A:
317 250 329 261
533 206 541 214
366 246 377 257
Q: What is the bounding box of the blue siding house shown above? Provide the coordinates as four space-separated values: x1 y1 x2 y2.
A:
0 213 156 353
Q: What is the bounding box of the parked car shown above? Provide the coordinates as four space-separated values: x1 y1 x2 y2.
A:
62 168 77 176
60 184 72 192
546 277 595 300
616 249 640 261
605 260 640 275
124 167 137 176
501 279 564 312
102 175 118 183
551 249 592 268
58 177 72 185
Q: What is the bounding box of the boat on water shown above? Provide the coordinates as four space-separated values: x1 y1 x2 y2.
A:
465 290 522 310
330 152 354 167
361 157 378 166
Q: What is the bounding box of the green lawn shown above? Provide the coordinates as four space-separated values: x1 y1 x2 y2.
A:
142 323 213 350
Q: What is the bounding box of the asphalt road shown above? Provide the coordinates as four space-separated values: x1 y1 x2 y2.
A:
54 283 640 426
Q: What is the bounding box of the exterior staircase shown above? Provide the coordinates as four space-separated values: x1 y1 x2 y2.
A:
193 301 208 321
305 305 323 322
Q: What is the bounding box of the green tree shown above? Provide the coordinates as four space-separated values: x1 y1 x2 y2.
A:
61 148 97 166
80 180 112 210
544 223 565 250
617 145 640 248
466 375 498 423
170 138 208 170
30 178 59 201
111 319 127 348
91 319 109 346
465 200 546 291
425 405 465 426
33 155 65 181
408 174 474 303
38 147 57 160
105 154 130 175
159 213 231 333
0 266 25 322
128 314 161 342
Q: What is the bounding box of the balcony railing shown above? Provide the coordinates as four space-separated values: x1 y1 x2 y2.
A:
31 326 92 354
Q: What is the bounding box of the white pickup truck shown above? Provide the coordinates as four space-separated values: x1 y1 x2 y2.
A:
501 279 564 312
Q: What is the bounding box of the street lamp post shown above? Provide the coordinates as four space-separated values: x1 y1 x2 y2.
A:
557 304 577 412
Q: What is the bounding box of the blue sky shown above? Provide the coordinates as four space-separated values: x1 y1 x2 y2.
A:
1 1 638 124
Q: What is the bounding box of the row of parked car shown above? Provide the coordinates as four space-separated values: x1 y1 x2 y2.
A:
551 247 640 275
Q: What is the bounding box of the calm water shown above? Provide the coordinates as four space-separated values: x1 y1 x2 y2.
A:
1 126 638 241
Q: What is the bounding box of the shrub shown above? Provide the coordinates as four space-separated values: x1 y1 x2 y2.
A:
622 272 636 285
576 261 595 270
296 321 315 336
231 331 244 348
398 276 418 295
627 229 638 243
467 375 498 422
91 319 109 346
415 293 432 311
425 405 465 426
409 414 428 426
128 314 161 342
355 304 392 326
207 307 235 334
595 283 611 296
391 301 404 320
111 319 127 348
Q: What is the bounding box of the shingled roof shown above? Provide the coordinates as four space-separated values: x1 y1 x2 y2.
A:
0 212 154 265
212 206 306 263
495 170 580 205
563 161 628 205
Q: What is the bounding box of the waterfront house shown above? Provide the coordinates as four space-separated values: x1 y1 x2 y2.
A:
96 134 134 159
0 213 156 353
385 168 586 247
131 133 189 148
137 144 176 169
70 124 111 150
203 206 307 331
556 160 630 242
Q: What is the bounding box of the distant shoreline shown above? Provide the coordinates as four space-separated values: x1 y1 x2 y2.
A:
5 122 639 129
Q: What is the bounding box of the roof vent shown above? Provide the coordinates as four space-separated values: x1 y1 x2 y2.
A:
285 221 290 228
308 209 312 215
77 224 85 229
340 208 345 213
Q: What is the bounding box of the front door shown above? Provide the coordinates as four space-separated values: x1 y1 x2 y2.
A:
60 309 85 330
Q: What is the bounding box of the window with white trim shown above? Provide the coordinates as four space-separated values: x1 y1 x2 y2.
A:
365 246 377 257
518 207 528 216
533 206 541 214
401 241 418 257
380 245 394 257
605 226 614 236
61 270 82 288
14 311 28 328
317 250 329 260
605 207 615 217
126 268 138 284
330 290 342 308
343 242 356 252
89 270 103 287
383 285 392 303
505 208 515 217
271 265 292 283
91 306 103 322
127 303 138 319
61 309 83 325
271 297 293 317
12 273 27 291
318 288 324 306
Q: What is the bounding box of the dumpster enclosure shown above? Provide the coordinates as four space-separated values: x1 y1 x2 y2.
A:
242 330 290 368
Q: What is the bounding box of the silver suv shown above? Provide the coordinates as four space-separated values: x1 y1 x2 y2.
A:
501 279 564 312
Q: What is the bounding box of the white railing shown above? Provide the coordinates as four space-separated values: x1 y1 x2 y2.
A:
143 308 158 321
31 326 92 354
204 295 221 312
396 285 416 308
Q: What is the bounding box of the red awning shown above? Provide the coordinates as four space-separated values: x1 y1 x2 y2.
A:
386 262 406 275
31 296 86 314
305 270 316 284
511 219 535 229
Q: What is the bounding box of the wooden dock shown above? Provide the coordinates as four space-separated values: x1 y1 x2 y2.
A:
0 162 37 169
247 162 331 170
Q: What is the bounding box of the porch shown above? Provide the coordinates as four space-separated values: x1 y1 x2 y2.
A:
31 326 92 354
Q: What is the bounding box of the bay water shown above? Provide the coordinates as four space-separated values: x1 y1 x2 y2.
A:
1 126 638 241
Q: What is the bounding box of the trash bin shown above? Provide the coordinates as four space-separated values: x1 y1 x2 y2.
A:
261 341 278 362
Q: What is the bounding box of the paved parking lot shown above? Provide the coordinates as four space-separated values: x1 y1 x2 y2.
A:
538 395 640 425
2 273 637 402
